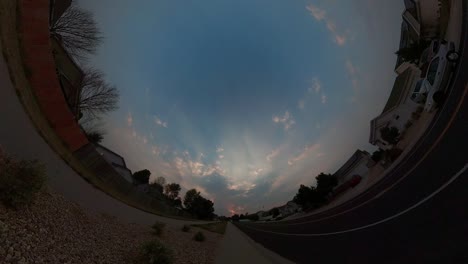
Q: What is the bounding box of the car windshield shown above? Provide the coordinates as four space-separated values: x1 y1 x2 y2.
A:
427 58 440 85
432 41 440 53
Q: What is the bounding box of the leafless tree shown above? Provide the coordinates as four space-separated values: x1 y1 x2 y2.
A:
78 68 119 119
50 4 103 60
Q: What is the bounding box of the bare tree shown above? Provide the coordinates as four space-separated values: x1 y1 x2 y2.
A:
79 68 119 119
50 4 103 60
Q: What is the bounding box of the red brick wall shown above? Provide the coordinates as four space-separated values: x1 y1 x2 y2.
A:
20 0 88 152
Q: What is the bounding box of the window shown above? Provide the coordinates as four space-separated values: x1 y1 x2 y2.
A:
426 58 440 85
432 41 440 53
413 80 423 93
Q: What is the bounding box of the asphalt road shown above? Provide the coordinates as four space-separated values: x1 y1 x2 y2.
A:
236 2 468 264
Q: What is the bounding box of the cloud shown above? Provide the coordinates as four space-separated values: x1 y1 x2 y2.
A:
306 4 347 46
287 144 321 166
127 113 133 127
346 59 361 91
321 94 327 104
154 116 168 128
300 77 324 110
310 77 321 94
273 111 296 131
249 167 264 177
216 147 224 153
266 148 280 162
306 5 326 21
298 99 306 110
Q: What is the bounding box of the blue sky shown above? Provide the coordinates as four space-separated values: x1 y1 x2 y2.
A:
78 0 404 215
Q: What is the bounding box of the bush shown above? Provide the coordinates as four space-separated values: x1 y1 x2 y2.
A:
193 231 205 242
405 121 413 129
151 221 166 237
181 225 190 232
0 154 46 209
139 240 173 264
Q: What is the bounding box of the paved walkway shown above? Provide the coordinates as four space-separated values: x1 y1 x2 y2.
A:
0 42 205 227
215 223 294 264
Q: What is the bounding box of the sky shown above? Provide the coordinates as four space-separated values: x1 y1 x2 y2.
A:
77 0 404 215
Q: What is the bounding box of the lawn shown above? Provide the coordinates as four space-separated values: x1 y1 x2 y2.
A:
192 222 228 235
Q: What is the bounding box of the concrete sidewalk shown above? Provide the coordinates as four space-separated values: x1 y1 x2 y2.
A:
215 223 295 264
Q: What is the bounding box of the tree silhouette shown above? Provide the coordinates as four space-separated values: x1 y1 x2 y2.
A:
79 68 119 119
132 169 151 185
50 4 103 60
380 126 400 145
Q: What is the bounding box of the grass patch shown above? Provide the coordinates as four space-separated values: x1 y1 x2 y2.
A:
151 221 166 237
191 221 227 235
0 152 46 209
137 240 173 264
193 231 206 242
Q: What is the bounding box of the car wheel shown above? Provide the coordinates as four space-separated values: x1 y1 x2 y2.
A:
433 91 445 105
446 51 460 62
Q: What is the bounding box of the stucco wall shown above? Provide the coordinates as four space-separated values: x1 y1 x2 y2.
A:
20 0 88 152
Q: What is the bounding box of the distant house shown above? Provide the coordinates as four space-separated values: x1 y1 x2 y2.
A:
333 150 372 185
277 201 300 217
95 144 133 183
49 0 72 25
50 36 84 119
369 65 421 149
395 0 441 71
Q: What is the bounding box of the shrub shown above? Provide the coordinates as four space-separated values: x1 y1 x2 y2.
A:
181 225 190 232
140 240 173 264
193 231 205 242
0 153 46 209
151 221 165 237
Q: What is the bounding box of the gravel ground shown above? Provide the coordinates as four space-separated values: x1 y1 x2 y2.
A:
0 188 222 264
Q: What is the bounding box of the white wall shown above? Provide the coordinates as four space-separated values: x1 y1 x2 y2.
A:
113 166 133 183
340 158 370 183
417 0 440 39
96 145 125 167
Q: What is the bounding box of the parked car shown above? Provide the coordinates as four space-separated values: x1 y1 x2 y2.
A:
423 41 459 112
419 39 441 70
410 79 429 104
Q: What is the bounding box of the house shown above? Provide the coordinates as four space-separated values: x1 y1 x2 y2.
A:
49 0 72 25
95 144 133 183
277 201 300 217
395 0 441 72
50 36 84 119
333 150 372 185
369 65 421 150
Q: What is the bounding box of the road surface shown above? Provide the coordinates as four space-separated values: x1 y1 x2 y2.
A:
236 1 468 263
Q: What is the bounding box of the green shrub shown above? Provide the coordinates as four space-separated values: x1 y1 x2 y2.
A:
151 221 165 237
193 231 205 242
181 224 190 232
0 154 46 209
140 240 173 264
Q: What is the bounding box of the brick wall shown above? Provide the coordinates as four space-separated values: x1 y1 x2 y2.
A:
20 0 88 152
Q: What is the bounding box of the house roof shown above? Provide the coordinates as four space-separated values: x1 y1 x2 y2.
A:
95 143 128 168
381 68 414 114
333 150 370 180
